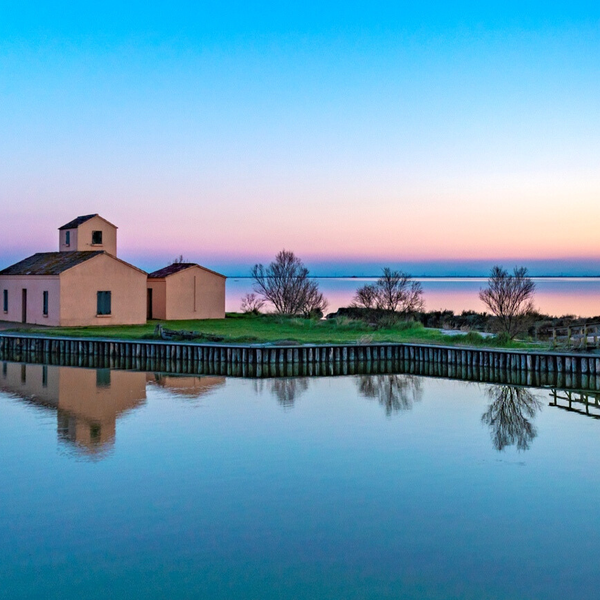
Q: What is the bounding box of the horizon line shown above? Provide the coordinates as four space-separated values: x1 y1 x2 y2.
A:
228 274 600 279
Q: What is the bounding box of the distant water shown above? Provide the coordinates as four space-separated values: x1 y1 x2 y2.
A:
227 277 600 317
2 361 600 599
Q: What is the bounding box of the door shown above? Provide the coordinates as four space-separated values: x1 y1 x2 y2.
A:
21 289 27 323
147 288 153 320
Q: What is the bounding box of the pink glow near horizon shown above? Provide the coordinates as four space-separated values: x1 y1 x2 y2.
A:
1 170 599 269
3 214 600 272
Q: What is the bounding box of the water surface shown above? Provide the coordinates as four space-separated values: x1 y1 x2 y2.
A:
227 277 600 317
1 361 600 599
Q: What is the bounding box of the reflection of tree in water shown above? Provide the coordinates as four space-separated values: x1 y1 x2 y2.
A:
481 385 542 452
357 375 423 416
253 378 309 409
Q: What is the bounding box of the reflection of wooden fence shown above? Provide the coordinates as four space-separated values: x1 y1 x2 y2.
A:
550 323 600 351
549 388 600 419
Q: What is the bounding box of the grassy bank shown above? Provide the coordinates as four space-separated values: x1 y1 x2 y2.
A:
7 313 539 349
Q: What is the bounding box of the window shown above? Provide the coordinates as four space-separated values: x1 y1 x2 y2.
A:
96 368 111 388
2 289 7 312
42 365 48 388
90 423 102 444
65 230 71 246
92 230 103 245
97 291 111 315
42 291 49 316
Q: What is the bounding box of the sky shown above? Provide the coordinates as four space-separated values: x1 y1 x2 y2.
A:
1 2 599 276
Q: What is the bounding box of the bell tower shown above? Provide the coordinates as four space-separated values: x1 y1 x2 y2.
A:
58 214 118 256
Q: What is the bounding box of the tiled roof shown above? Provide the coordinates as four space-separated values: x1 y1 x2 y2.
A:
0 252 104 276
148 263 226 279
148 263 197 278
58 214 98 230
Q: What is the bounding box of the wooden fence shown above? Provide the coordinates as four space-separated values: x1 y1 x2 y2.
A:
549 388 600 418
550 323 600 350
1 333 599 374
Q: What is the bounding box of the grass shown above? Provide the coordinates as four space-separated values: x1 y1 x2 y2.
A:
9 313 541 349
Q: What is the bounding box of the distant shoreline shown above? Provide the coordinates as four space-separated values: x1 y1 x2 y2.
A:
228 275 600 279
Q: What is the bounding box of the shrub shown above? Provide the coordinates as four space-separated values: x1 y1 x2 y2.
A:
352 268 424 314
240 293 265 314
461 331 485 344
395 320 423 331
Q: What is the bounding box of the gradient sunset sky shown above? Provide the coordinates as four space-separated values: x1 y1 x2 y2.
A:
1 2 599 275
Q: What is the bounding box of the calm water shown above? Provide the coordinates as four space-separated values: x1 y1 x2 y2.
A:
227 277 600 317
1 361 600 599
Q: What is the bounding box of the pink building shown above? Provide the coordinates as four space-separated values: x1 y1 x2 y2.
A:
147 263 226 320
0 361 147 456
0 214 226 326
0 214 146 326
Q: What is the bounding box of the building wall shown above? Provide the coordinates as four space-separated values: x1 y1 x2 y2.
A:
147 280 167 320
57 367 147 420
60 216 118 256
59 228 79 252
147 374 226 397
0 361 60 406
0 362 146 455
161 266 226 320
59 254 147 326
0 275 61 326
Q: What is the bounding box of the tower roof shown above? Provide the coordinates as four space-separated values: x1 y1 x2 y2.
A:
58 214 98 230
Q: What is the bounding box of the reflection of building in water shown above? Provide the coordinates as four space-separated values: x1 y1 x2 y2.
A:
481 385 542 452
0 362 146 457
147 373 226 398
253 378 309 409
549 389 600 419
356 374 423 416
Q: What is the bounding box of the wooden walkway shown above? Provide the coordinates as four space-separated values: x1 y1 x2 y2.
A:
549 388 600 419
550 323 600 351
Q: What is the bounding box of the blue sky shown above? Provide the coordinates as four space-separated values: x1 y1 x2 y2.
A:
1 2 599 275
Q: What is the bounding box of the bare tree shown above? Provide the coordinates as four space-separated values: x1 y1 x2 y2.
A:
481 385 542 452
253 377 309 409
352 268 424 314
251 250 328 316
479 266 535 339
353 284 378 309
356 374 423 417
170 255 188 265
300 281 329 317
240 293 265 314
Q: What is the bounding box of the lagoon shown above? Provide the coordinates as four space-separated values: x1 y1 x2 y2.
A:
1 361 600 599
227 277 600 317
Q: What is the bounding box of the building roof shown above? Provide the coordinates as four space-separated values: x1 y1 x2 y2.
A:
58 214 98 230
0 252 104 275
148 263 197 278
148 262 226 279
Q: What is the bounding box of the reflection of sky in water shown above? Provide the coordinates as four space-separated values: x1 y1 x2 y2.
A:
227 277 600 317
1 364 600 599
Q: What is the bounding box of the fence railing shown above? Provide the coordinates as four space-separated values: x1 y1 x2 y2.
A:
550 323 600 350
549 388 600 419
